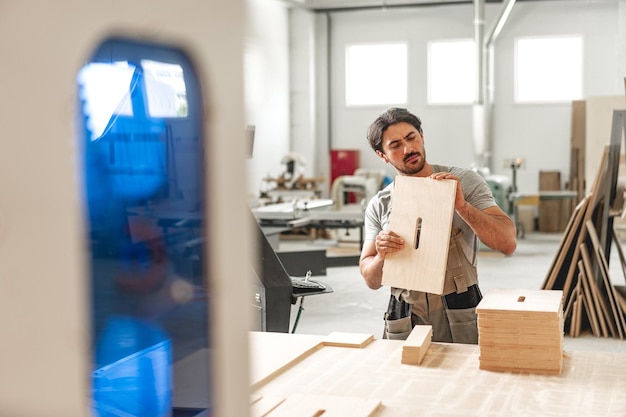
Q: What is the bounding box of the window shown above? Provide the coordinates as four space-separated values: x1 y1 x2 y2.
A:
345 43 407 106
77 62 135 141
427 39 476 105
515 36 583 103
142 59 188 117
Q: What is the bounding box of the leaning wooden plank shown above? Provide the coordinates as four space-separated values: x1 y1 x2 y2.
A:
587 220 626 339
614 285 626 312
611 225 626 283
547 197 590 294
569 292 579 337
563 285 575 333
382 176 456 294
559 148 610 287
596 244 626 339
577 260 601 337
575 281 586 338
580 244 612 337
542 196 588 289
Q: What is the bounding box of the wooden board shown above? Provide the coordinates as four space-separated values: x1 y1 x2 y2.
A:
261 393 382 417
541 196 588 290
586 220 626 339
249 332 376 389
249 332 324 389
476 288 563 315
382 176 456 294
584 96 626 195
322 332 374 348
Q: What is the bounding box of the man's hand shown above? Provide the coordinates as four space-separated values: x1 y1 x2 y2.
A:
429 171 465 212
375 230 405 259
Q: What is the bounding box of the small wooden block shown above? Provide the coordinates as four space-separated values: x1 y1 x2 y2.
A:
401 325 432 365
322 332 375 348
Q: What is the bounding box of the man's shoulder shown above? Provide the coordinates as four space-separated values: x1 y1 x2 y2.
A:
372 182 393 203
435 165 482 181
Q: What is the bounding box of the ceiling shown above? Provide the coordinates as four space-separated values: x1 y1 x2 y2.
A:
281 0 566 12
284 0 538 11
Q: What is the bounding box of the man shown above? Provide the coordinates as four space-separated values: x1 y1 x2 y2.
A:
359 108 517 344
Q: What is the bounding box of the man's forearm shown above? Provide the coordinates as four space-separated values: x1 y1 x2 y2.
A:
359 254 385 289
456 203 517 255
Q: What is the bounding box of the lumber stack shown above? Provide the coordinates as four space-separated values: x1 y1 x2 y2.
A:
401 325 432 365
541 127 626 338
477 289 564 375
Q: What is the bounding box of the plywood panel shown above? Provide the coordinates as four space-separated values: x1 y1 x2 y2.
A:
263 393 382 417
382 176 456 294
249 332 324 388
322 332 374 348
585 96 626 194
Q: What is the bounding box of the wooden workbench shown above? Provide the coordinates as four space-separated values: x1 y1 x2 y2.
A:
250 331 626 417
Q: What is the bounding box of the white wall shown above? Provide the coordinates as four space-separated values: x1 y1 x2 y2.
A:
245 0 291 201
321 0 624 194
491 0 623 192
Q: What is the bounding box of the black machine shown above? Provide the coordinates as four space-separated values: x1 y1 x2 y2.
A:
250 211 331 333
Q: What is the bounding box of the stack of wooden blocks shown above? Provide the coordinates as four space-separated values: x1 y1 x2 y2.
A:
477 289 564 375
401 325 432 365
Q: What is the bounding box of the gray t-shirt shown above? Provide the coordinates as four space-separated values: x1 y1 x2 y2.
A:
364 164 497 266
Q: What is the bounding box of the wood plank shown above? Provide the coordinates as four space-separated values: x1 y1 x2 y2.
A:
322 332 374 348
611 225 626 283
542 196 588 290
614 285 626 312
580 244 612 337
577 260 601 337
476 289 563 314
586 220 626 339
265 393 382 417
382 176 456 294
250 332 380 390
573 280 583 337
559 148 610 301
249 332 324 389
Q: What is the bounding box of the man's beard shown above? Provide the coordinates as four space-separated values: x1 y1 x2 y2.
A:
395 151 425 175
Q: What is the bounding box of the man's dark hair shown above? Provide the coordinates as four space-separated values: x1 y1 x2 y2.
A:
366 107 423 153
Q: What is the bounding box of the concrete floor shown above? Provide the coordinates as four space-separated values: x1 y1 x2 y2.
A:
283 231 626 353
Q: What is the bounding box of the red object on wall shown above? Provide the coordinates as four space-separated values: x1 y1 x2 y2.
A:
330 149 359 203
